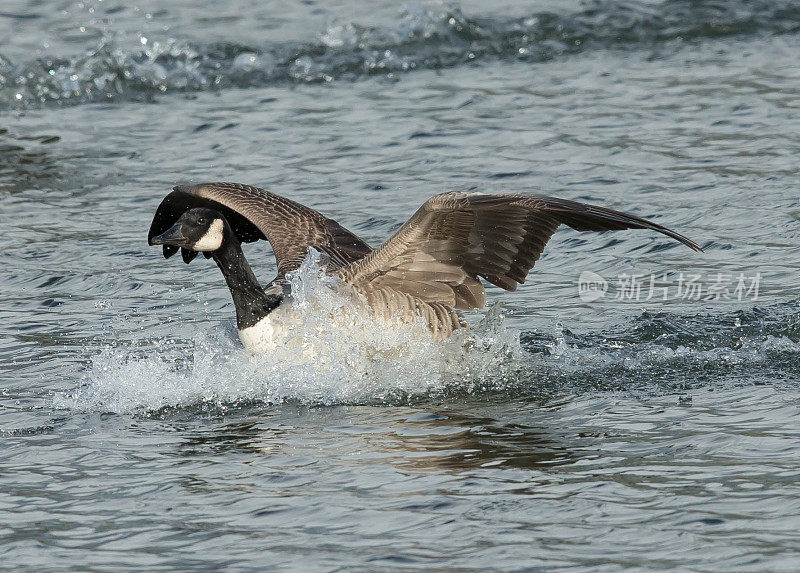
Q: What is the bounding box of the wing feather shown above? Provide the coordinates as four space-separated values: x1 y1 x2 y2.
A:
339 192 702 314
148 182 372 275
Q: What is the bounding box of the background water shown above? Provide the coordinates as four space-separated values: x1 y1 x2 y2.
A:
2 0 800 570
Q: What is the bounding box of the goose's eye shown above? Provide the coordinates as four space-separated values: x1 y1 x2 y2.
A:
197 217 206 225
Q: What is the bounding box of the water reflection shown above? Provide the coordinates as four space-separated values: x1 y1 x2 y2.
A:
377 410 584 471
168 404 589 474
176 419 287 457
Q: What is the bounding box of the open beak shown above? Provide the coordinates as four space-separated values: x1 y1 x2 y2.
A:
150 223 188 247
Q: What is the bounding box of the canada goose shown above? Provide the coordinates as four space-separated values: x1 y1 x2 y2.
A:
148 183 701 352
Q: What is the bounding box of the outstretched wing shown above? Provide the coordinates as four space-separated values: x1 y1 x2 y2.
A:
147 182 372 275
339 192 702 311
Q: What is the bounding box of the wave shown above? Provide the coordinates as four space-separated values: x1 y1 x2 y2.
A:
3 0 800 109
522 300 800 392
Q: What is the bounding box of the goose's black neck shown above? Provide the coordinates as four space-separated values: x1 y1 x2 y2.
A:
212 229 283 330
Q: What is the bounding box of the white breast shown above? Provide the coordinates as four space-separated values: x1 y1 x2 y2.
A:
237 302 302 353
238 315 279 352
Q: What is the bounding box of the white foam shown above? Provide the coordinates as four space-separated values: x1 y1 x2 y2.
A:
54 252 523 413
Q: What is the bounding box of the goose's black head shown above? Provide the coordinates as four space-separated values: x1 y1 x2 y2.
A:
150 207 229 262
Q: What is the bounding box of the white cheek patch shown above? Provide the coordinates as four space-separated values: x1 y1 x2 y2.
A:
192 218 224 251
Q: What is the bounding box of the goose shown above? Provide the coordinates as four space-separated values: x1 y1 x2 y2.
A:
148 182 701 352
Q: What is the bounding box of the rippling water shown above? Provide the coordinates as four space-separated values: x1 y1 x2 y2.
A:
2 0 800 569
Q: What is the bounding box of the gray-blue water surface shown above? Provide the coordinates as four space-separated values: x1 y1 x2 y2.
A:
2 0 800 570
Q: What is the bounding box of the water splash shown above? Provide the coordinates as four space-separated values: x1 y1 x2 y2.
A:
52 249 800 413
4 1 800 109
53 253 523 413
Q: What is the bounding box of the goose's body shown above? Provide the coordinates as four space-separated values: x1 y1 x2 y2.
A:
148 183 701 352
